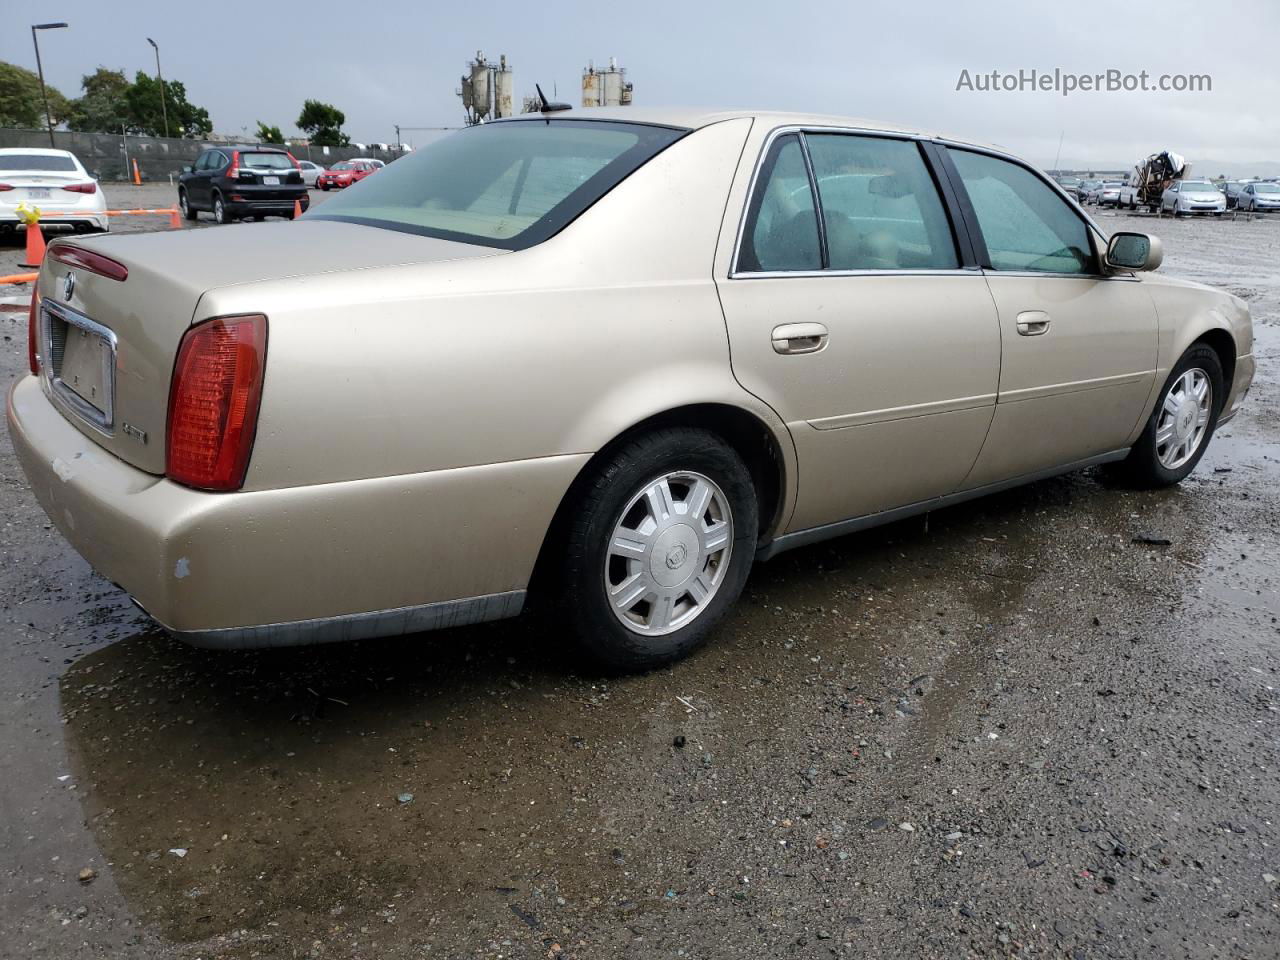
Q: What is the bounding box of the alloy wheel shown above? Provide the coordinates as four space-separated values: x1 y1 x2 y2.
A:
604 471 734 637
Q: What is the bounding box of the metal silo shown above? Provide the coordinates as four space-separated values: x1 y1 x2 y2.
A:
582 64 600 108
602 57 623 106
470 52 491 121
494 54 514 118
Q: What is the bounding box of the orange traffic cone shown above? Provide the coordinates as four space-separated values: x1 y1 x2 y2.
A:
293 199 303 219
169 207 182 228
132 159 142 185
21 222 46 268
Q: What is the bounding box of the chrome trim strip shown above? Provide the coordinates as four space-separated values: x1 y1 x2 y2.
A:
808 392 997 430
757 449 1130 561
730 267 984 280
998 371 1149 403
39 298 117 435
164 589 527 650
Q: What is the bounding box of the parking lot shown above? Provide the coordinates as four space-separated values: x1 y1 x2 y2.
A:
1 192 1278 958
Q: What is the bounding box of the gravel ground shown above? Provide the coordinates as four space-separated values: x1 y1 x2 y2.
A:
0 190 1277 959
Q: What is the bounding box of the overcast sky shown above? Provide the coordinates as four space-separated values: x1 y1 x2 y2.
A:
5 0 1278 174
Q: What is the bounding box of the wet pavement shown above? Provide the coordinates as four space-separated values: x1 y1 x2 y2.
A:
1 197 1278 959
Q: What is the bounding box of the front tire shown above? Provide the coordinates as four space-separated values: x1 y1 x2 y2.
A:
1111 344 1224 487
179 189 198 221
557 427 758 672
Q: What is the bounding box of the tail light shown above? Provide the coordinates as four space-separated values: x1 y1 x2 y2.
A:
286 152 301 169
28 290 40 375
61 182 98 194
0 183 14 192
226 150 241 180
166 315 268 492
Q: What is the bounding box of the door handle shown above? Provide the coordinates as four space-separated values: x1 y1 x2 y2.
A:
771 322 829 355
1016 310 1051 336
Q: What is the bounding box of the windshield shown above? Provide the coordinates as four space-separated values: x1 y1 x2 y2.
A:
1181 181 1215 191
1253 183 1280 193
0 153 78 172
308 119 687 250
331 161 354 170
241 152 293 170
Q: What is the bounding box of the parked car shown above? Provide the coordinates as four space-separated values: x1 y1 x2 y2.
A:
1055 176 1082 199
1237 181 1280 212
1161 180 1226 217
0 148 108 233
1094 181 1124 207
178 146 309 224
10 108 1255 671
1077 179 1101 203
296 160 324 187
315 160 380 190
1221 180 1248 209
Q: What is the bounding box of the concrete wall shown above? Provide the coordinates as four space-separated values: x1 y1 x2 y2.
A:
0 128 411 182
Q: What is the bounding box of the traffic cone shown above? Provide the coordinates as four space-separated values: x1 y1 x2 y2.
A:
21 222 46 268
293 199 303 219
132 159 142 185
169 207 182 229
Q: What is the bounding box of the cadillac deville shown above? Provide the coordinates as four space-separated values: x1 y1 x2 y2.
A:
7 108 1255 670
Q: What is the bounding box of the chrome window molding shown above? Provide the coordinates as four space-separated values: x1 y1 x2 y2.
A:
38 298 118 436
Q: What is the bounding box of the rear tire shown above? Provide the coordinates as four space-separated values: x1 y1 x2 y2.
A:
557 427 758 672
1110 344 1224 488
213 193 233 225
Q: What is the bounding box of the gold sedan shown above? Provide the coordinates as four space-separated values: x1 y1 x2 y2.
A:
8 109 1255 670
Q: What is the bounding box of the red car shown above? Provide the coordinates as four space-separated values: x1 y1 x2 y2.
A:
315 159 381 190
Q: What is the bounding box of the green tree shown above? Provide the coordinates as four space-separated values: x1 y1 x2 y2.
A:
66 67 131 133
124 72 211 138
255 121 284 144
297 99 349 146
0 61 71 128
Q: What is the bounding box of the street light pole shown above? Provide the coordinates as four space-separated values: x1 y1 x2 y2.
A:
31 22 68 149
147 37 170 139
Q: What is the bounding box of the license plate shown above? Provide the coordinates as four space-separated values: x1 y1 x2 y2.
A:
264 176 280 185
27 187 50 199
42 302 116 430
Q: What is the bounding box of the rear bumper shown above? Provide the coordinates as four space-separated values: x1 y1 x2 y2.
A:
2 214 109 230
7 375 586 646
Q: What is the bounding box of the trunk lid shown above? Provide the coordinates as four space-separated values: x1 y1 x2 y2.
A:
35 220 503 475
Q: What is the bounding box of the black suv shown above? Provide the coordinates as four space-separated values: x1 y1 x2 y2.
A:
178 146 309 224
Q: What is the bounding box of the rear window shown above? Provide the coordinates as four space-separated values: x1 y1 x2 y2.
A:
0 153 78 172
240 152 293 170
308 119 687 250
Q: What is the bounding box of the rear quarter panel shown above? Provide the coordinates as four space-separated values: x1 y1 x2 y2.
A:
199 117 797 521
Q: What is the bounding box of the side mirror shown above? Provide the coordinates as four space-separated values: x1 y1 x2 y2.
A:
1106 232 1162 272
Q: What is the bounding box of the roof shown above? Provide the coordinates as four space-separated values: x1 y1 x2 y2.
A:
0 147 78 156
490 107 1004 153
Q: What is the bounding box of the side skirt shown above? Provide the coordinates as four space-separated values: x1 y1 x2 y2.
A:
757 449 1130 561
157 590 528 650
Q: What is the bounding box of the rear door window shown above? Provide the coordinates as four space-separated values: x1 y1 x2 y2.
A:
736 135 822 272
805 134 957 270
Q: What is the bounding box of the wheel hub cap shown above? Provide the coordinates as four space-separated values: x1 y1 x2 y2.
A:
604 471 734 637
1155 368 1212 470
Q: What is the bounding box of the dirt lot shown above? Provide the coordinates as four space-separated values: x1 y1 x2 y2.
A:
1 188 1278 959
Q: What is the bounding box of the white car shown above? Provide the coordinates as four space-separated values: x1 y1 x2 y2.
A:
1161 180 1226 217
1237 181 1280 212
296 160 324 187
0 148 109 233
